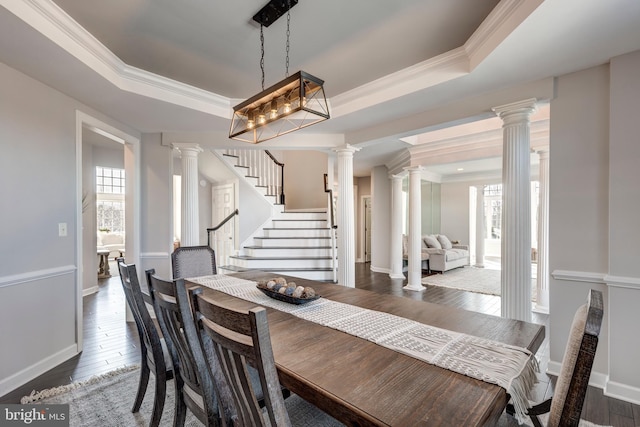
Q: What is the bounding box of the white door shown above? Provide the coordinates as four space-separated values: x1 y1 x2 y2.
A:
364 196 372 263
212 183 236 269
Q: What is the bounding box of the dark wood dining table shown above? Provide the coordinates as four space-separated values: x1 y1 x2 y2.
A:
186 271 545 427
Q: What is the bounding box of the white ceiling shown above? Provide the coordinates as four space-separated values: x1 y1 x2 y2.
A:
1 0 640 178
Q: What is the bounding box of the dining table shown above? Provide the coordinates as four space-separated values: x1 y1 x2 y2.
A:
186 271 545 427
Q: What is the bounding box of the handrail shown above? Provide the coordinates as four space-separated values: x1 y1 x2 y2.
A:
206 209 239 247
265 150 285 205
324 174 338 283
323 174 337 229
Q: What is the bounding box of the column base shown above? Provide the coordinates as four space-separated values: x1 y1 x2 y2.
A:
403 284 426 292
533 303 549 314
474 264 485 268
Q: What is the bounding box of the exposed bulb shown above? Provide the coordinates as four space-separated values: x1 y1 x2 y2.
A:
284 102 291 114
270 100 278 119
258 114 266 125
247 119 255 129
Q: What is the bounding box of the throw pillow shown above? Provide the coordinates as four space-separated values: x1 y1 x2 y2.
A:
423 235 442 249
437 234 453 249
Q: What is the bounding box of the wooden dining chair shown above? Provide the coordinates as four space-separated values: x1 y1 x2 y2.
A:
145 269 224 427
117 260 175 427
171 245 217 279
188 287 344 427
507 289 604 427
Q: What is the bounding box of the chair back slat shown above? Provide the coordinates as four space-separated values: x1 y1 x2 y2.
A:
145 270 222 426
117 261 163 369
548 289 604 427
190 290 292 427
172 246 217 279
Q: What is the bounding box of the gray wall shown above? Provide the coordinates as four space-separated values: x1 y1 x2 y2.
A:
283 150 328 210
0 60 139 395
370 166 390 272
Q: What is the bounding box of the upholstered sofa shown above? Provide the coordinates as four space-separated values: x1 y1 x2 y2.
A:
402 235 430 272
422 234 469 273
97 231 125 259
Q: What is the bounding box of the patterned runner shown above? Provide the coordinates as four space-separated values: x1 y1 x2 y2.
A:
189 274 537 422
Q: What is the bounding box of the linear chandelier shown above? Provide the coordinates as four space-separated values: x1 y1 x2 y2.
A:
229 0 330 144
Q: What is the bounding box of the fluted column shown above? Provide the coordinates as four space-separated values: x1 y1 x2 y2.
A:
535 150 550 313
493 99 537 322
173 143 203 247
334 145 360 287
475 185 486 268
404 166 425 291
389 174 404 279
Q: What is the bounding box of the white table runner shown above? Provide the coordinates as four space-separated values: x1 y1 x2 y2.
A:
189 274 537 422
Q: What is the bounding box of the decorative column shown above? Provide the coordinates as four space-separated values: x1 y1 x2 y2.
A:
334 145 360 287
534 150 550 313
475 185 486 268
404 166 425 291
493 99 537 322
389 174 404 279
172 143 203 247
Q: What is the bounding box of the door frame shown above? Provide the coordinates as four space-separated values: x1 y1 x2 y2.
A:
75 111 140 352
360 195 372 263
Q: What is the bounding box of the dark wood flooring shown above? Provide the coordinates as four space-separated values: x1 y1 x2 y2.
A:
1 263 638 426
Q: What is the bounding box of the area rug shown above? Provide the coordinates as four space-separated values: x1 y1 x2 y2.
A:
422 266 537 300
20 366 342 427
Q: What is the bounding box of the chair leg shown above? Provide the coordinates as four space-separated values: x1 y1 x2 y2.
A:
132 362 151 413
172 377 187 427
150 374 167 427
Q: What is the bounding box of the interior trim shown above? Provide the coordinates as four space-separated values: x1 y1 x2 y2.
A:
0 265 76 289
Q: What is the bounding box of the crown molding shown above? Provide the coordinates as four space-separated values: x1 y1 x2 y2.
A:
465 0 545 69
3 0 542 125
330 47 469 118
3 0 231 118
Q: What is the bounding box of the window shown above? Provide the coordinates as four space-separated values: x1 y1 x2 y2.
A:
483 184 502 239
96 167 125 233
96 166 125 194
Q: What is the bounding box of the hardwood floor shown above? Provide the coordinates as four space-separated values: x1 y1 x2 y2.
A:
1 263 638 426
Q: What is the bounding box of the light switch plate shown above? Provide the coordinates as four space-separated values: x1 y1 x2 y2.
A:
58 223 67 237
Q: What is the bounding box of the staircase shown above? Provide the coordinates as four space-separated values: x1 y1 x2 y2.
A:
216 150 337 281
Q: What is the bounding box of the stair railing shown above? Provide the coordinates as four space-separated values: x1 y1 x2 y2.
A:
207 209 239 270
226 149 285 205
324 174 338 283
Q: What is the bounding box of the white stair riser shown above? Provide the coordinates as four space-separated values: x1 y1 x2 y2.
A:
271 220 327 228
263 228 330 238
217 267 335 282
255 238 332 247
245 247 334 257
274 212 327 220
231 258 335 269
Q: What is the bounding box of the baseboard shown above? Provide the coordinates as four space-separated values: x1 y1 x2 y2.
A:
0 344 78 397
370 265 390 274
389 273 405 279
82 285 99 297
547 361 608 389
605 379 640 405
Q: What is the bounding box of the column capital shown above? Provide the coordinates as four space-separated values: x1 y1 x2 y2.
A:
536 149 550 160
389 173 404 181
492 98 537 125
171 143 203 155
404 165 423 174
333 144 361 155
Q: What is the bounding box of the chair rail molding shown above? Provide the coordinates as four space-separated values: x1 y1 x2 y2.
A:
0 265 76 289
